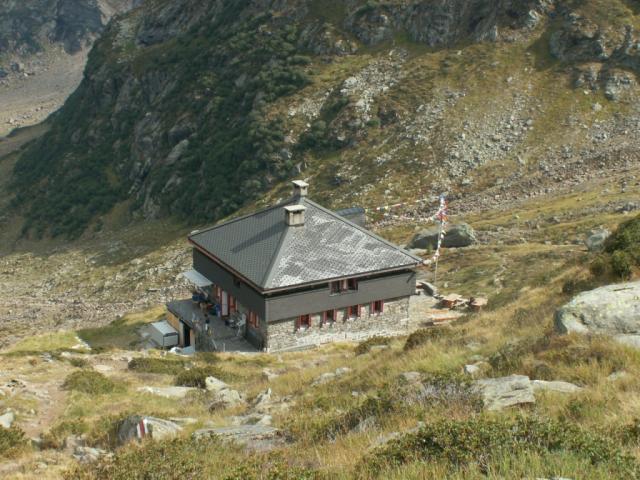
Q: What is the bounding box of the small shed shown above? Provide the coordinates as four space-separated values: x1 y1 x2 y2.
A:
149 321 180 349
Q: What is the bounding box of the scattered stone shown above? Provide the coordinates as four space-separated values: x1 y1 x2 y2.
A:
193 425 283 452
209 387 246 411
117 416 183 445
73 446 111 464
0 411 15 429
353 416 376 433
205 376 228 392
335 367 352 376
474 375 535 411
400 371 422 384
313 367 352 386
584 228 610 251
261 368 280 382
531 380 583 394
555 281 640 347
607 371 628 382
137 386 198 399
463 364 481 377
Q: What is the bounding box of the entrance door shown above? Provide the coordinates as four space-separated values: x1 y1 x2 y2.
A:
183 323 192 347
221 291 229 316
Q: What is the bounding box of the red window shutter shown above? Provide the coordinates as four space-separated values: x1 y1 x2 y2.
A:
322 311 327 325
370 303 374 315
357 305 361 317
381 300 385 313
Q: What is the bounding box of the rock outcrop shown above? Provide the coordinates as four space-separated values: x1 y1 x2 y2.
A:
410 223 477 249
474 375 535 410
555 281 640 347
116 415 183 445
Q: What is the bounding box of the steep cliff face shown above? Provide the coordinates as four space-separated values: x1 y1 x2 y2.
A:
0 0 139 56
8 0 640 238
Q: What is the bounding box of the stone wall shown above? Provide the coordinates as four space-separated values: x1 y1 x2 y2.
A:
266 296 411 352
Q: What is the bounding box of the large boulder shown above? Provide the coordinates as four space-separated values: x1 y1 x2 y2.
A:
209 387 246 411
474 375 535 411
584 228 610 251
193 425 283 452
137 386 198 399
116 416 183 445
410 223 477 249
555 281 640 347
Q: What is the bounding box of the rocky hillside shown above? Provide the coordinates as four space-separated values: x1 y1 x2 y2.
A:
6 0 640 238
0 1 141 136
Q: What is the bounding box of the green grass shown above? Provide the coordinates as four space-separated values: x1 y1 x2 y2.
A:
78 306 165 350
127 356 188 375
5 331 86 355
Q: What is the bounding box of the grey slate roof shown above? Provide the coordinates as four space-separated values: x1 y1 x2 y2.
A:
189 197 421 291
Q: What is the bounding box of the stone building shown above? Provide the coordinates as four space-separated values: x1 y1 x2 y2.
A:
169 180 421 352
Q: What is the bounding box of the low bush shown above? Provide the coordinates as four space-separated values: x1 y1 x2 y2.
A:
62 370 120 395
405 373 483 411
403 327 463 351
0 426 28 458
42 419 89 449
355 336 392 355
363 416 639 476
590 215 640 280
68 357 90 369
175 366 231 388
311 391 397 441
127 357 188 375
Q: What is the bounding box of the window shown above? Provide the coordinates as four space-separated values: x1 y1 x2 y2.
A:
371 300 384 315
297 314 311 330
322 310 336 325
347 305 360 320
330 279 358 295
229 295 237 314
248 311 259 328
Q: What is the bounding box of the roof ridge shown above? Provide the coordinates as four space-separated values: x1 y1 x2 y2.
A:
304 198 422 264
189 196 296 240
261 214 292 288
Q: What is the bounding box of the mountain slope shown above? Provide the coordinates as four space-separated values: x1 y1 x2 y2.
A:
0 0 141 135
7 0 640 238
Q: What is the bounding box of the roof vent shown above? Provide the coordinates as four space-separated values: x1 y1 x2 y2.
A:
284 205 306 227
292 180 308 198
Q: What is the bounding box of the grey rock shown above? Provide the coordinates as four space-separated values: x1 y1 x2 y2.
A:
474 375 535 411
555 282 640 347
410 223 477 249
0 411 15 429
117 416 183 445
137 386 198 399
209 387 245 410
531 380 583 394
193 425 283 452
73 446 110 464
205 376 228 392
463 364 481 377
400 371 422 384
312 372 336 386
584 228 610 251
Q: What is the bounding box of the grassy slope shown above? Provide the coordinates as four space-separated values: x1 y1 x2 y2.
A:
0 170 638 478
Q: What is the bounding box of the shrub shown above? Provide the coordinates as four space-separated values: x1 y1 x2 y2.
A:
488 341 529 375
311 391 397 441
175 366 231 388
127 357 188 375
69 357 90 368
611 250 633 279
363 416 639 476
223 453 319 480
62 370 119 395
403 327 461 351
0 426 28 458
42 419 88 449
355 336 392 355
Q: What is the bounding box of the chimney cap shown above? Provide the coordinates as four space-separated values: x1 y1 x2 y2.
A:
284 205 306 213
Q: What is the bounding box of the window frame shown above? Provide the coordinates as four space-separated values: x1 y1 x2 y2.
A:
347 305 361 320
371 300 384 315
297 314 311 330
